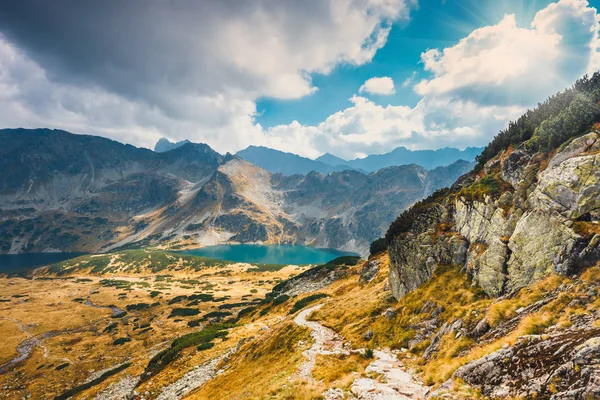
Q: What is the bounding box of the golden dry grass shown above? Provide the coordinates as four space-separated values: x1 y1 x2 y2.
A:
0 258 306 399
313 353 370 388
189 321 313 400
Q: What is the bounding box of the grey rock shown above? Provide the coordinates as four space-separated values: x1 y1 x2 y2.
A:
362 330 374 341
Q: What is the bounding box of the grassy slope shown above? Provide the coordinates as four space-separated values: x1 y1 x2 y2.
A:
310 253 600 390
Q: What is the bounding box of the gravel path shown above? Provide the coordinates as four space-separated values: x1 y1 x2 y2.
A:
293 305 428 399
293 304 348 381
350 350 428 399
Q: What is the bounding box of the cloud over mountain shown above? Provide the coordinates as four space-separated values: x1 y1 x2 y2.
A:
0 0 598 159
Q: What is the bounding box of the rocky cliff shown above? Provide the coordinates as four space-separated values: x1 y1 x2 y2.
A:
383 74 600 399
388 130 600 300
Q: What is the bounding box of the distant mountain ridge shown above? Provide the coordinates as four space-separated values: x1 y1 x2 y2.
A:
0 129 475 255
154 137 191 153
236 146 352 175
316 146 483 172
152 138 483 175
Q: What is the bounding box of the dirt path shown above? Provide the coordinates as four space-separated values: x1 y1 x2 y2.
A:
293 304 348 381
293 305 428 399
350 350 428 399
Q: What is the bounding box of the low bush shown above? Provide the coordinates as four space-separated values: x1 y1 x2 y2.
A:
369 238 387 256
289 293 328 314
197 342 215 351
55 363 131 400
168 308 200 318
140 325 231 381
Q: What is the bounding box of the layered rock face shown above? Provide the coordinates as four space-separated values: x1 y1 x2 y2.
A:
389 131 600 300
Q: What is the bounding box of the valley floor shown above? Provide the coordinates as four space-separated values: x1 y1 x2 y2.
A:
2 251 600 399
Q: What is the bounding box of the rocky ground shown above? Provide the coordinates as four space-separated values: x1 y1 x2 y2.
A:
295 304 428 399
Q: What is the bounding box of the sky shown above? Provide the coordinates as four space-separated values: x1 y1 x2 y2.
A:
0 0 599 159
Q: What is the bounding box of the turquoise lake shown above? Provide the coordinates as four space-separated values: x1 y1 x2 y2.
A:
180 244 358 265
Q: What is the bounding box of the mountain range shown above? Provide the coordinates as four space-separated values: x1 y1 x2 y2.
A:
316 146 483 171
0 128 474 256
155 138 482 176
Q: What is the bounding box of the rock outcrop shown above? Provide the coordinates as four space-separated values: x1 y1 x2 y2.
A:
389 131 600 300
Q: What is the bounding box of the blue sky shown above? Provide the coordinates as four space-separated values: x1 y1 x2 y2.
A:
0 0 599 158
256 0 568 127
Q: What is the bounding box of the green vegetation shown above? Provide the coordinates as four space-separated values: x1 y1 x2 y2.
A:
113 337 132 345
270 256 361 295
55 363 70 370
140 324 231 381
272 294 290 305
103 322 118 333
218 302 253 310
197 342 215 351
203 311 232 320
47 250 230 275
457 174 513 202
289 293 328 314
385 188 451 243
246 263 288 272
168 293 214 305
476 73 600 168
55 363 131 400
369 237 387 256
168 308 200 318
168 295 188 305
126 303 151 311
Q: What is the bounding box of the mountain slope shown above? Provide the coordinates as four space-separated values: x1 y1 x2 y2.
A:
153 137 191 152
375 72 600 399
0 129 473 255
236 145 352 175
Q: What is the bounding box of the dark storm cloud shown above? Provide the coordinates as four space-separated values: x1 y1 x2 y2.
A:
0 0 334 113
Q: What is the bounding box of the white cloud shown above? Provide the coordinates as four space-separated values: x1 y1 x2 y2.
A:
261 95 524 159
359 76 396 95
0 0 415 150
415 0 599 106
0 0 598 160
401 72 418 87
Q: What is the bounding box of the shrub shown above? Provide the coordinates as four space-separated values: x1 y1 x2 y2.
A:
363 348 374 359
289 293 328 314
272 294 290 306
197 342 215 351
113 337 131 345
202 311 232 320
476 72 600 168
55 363 131 400
140 324 231 381
369 237 387 256
103 322 118 333
126 303 151 311
168 308 200 318
168 295 188 305
457 174 512 202
385 188 451 243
